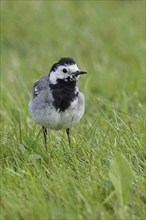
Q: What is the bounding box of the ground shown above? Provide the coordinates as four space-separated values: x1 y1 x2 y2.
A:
1 1 145 219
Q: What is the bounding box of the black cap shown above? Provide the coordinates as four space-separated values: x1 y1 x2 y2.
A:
50 57 76 73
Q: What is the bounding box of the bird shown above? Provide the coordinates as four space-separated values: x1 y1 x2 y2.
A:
28 57 87 151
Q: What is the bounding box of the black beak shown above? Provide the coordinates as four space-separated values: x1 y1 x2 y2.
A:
74 70 87 77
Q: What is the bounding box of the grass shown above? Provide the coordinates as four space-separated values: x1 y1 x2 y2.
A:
1 1 145 219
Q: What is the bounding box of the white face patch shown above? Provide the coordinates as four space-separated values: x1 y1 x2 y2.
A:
49 64 79 84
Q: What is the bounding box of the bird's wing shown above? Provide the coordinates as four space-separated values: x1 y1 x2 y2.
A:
32 80 39 98
32 75 50 98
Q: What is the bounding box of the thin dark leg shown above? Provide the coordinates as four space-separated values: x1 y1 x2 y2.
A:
42 126 48 151
66 128 70 145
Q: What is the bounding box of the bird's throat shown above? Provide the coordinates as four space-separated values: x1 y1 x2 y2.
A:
49 79 78 112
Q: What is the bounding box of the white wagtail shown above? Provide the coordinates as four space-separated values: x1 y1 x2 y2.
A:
28 57 87 150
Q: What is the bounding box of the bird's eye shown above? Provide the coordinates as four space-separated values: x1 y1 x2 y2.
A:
63 68 67 73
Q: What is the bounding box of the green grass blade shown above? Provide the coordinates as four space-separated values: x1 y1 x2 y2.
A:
109 153 133 206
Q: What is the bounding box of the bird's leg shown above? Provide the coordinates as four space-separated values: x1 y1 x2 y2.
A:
42 126 48 151
66 128 70 145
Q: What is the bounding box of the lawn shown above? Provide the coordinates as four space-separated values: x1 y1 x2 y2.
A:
1 1 145 219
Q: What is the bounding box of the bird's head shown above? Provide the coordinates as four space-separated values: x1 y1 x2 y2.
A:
49 57 87 84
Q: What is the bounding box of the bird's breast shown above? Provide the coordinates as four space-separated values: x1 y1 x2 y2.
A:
49 80 79 112
29 92 85 130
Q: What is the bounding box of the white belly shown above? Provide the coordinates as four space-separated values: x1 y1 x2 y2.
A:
29 93 85 130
